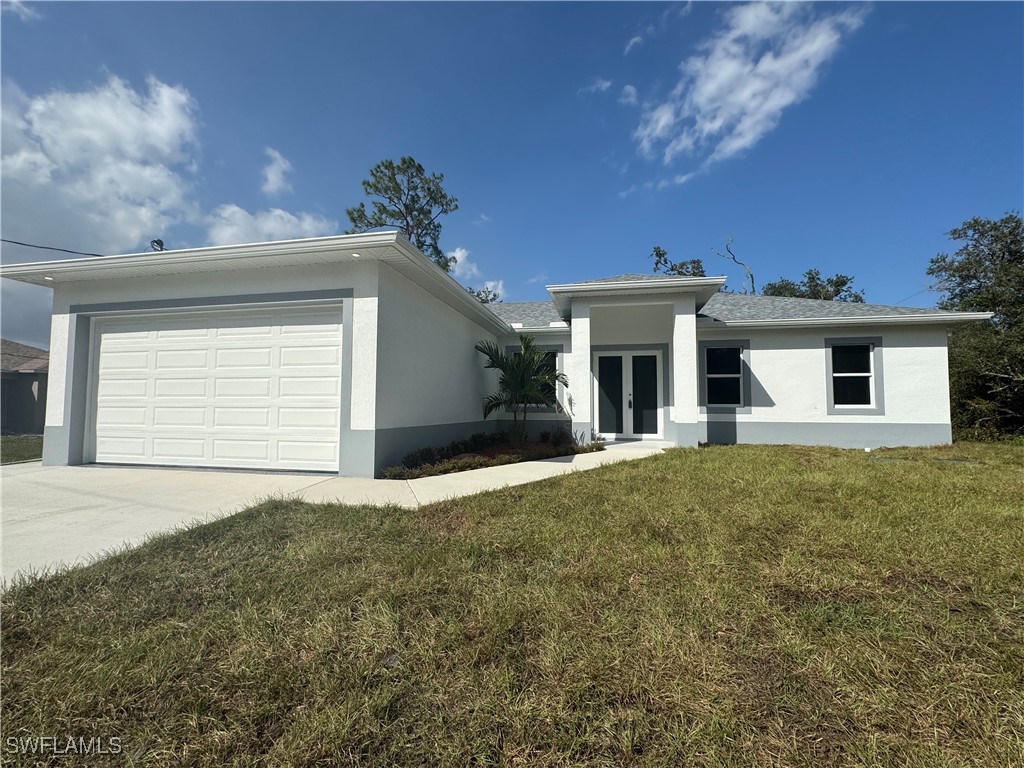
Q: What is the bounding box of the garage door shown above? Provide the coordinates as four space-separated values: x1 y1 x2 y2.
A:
91 305 343 471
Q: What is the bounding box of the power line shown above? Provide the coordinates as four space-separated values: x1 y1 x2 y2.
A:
0 238 106 258
893 286 934 306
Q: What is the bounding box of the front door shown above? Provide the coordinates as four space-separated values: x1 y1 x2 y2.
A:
593 351 662 439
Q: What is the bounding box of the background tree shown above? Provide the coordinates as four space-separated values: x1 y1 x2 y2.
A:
927 212 1023 439
650 245 706 277
713 238 756 294
468 286 502 304
762 269 865 302
346 157 459 271
475 335 567 446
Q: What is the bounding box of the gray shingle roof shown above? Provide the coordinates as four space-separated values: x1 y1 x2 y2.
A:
571 273 681 284
487 301 562 326
487 291 958 329
699 293 953 323
1 339 49 372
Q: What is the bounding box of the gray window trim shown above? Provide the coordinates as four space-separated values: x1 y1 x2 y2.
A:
502 343 564 414
699 339 752 414
825 336 884 416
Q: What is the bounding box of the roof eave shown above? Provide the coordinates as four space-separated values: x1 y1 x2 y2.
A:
0 231 513 336
0 231 408 286
696 312 994 329
546 277 727 318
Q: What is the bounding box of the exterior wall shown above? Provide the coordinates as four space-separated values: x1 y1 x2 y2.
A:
590 302 673 346
372 264 499 469
1 372 47 434
696 324 952 447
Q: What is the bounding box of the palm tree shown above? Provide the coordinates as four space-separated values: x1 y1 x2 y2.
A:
475 335 569 446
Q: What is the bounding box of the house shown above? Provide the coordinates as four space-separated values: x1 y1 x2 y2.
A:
0 232 992 476
1 339 49 435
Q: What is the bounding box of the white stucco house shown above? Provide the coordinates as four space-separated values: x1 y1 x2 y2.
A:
0 232 991 477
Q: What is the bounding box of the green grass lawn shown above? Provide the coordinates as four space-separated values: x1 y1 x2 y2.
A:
3 444 1022 767
0 434 43 464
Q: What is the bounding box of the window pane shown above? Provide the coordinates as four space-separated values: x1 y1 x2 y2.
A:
706 346 741 375
832 344 871 374
597 356 623 433
707 377 742 406
833 375 871 405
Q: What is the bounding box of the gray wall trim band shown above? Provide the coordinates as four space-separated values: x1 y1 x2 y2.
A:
671 420 700 448
70 288 354 315
824 336 885 416
42 425 69 465
700 420 949 449
698 338 752 415
373 420 497 472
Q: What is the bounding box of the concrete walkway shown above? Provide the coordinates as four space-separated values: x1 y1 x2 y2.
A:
1 443 664 582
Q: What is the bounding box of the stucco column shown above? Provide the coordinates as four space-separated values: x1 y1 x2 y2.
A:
671 294 699 447
42 309 91 466
569 299 592 443
340 268 380 477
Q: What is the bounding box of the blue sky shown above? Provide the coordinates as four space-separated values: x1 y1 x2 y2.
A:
2 1 1022 348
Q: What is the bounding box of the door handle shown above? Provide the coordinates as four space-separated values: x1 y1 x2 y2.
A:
628 395 633 409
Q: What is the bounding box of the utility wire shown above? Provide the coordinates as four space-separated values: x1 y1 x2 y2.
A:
893 286 934 306
0 238 106 258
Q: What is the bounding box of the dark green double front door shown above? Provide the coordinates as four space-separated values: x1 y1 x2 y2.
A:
595 352 661 438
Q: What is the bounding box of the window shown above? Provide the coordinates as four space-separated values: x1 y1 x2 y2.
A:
508 346 560 410
705 346 743 406
830 344 872 406
537 350 557 402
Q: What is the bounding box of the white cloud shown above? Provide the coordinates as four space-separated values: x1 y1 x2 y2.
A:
634 2 866 169
1 75 202 345
205 205 336 246
578 77 613 96
1 1 40 22
624 36 644 55
656 172 697 190
619 85 639 106
260 147 292 196
618 185 638 199
0 75 339 346
526 272 549 285
448 246 481 281
448 247 504 299
478 213 491 223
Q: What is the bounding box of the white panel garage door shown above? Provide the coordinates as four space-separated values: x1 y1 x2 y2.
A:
91 305 342 471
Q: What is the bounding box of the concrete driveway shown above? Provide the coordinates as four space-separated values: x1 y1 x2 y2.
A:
1 443 665 583
0 462 417 582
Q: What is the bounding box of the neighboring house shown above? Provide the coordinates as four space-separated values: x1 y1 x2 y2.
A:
1 339 49 435
0 233 991 477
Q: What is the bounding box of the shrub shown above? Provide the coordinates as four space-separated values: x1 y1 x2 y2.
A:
550 423 573 447
382 453 520 480
402 446 440 469
539 431 551 444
